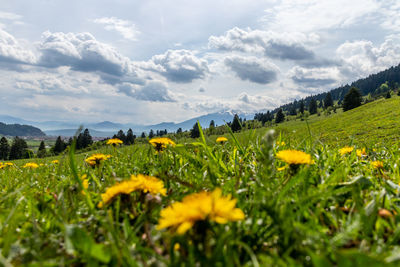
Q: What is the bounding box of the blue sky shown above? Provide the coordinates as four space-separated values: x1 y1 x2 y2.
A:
0 0 400 124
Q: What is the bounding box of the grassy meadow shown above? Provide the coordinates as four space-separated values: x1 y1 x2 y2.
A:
1 98 400 266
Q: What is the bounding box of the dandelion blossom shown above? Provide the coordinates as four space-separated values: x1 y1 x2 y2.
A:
216 137 228 144
356 148 367 157
339 146 354 155
98 174 166 208
106 138 123 146
51 160 59 164
371 160 384 169
276 150 314 165
23 162 39 169
157 188 244 234
149 137 176 152
85 153 111 167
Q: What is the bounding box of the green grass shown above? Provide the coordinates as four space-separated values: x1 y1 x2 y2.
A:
1 99 400 265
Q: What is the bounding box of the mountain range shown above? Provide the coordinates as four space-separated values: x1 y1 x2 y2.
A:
0 112 254 137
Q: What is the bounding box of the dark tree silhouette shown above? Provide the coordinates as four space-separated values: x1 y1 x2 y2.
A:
9 136 28 160
126 128 135 145
299 100 305 114
275 109 285 123
190 122 200 138
231 114 242 132
53 136 66 154
343 87 362 111
309 98 318 115
37 140 46 158
324 92 333 108
0 137 10 160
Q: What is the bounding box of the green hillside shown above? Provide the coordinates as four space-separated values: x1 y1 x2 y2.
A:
272 96 400 147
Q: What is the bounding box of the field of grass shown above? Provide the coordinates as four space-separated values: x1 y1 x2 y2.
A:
272 96 400 147
1 99 400 265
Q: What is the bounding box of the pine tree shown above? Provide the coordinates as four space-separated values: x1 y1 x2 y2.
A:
0 137 10 160
289 105 297 116
309 98 318 115
76 133 84 149
275 109 285 123
37 140 46 158
209 120 215 128
231 114 242 132
9 136 28 160
324 92 333 108
176 128 182 134
149 129 154 139
53 136 66 154
343 87 362 111
299 100 305 114
126 129 135 145
82 129 93 148
190 122 200 138
141 132 146 138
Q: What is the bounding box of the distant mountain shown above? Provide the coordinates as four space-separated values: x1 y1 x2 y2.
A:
0 122 45 137
45 128 115 138
0 111 254 137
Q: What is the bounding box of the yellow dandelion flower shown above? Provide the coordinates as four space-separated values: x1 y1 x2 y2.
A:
277 165 288 171
0 162 13 169
149 137 176 152
339 146 354 155
275 150 314 165
23 162 39 169
157 188 244 234
276 141 286 146
51 160 59 164
85 153 111 167
131 174 167 196
4 162 13 166
356 148 367 157
98 174 166 208
216 137 228 144
106 138 123 146
371 160 384 169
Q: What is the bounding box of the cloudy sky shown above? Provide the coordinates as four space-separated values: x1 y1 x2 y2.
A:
1 0 400 124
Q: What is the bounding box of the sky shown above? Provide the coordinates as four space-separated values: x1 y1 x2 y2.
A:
0 0 400 124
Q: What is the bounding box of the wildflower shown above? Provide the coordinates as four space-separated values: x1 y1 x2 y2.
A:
275 150 314 165
216 137 228 144
277 166 288 171
149 137 176 152
339 146 354 155
81 174 89 195
85 153 111 167
0 162 13 169
356 148 367 157
371 160 384 169
23 162 39 169
106 138 123 146
98 174 166 208
51 160 59 164
276 141 286 146
157 188 244 234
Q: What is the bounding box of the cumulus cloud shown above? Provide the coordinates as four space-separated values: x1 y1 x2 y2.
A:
38 31 135 78
0 28 36 65
140 49 209 83
224 55 279 84
336 35 400 79
289 66 340 88
92 17 140 41
184 92 279 114
209 27 319 61
117 82 176 102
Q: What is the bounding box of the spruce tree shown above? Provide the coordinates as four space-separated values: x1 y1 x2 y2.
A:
190 122 200 138
0 137 10 160
141 132 146 138
126 129 135 145
149 129 154 139
275 109 285 123
9 137 28 160
289 105 297 116
309 98 318 115
231 114 242 132
324 92 333 108
37 140 46 158
299 100 305 114
176 128 182 134
53 136 66 154
343 87 362 111
82 129 93 148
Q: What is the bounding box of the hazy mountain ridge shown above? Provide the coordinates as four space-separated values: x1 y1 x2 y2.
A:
0 122 45 137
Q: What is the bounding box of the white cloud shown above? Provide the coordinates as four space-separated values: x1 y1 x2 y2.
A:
0 11 22 20
262 0 379 32
224 55 279 84
92 17 140 41
139 49 209 83
288 66 340 88
117 81 176 102
336 35 400 79
209 27 319 61
0 28 36 65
